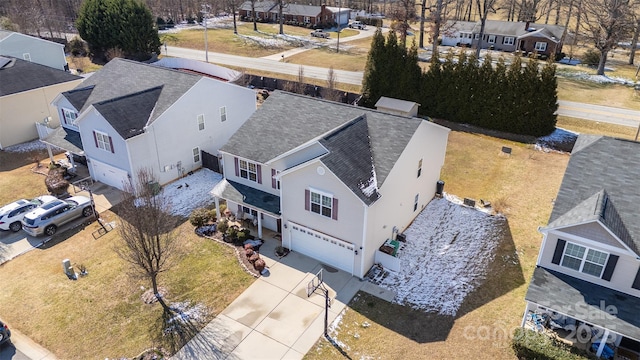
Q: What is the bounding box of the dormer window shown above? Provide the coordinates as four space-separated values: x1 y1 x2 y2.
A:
61 108 78 127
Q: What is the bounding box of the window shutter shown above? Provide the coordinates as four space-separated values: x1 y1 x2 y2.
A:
234 157 239 177
632 266 640 290
257 164 262 184
601 255 618 281
305 189 310 211
332 198 338 220
93 131 98 147
271 169 276 189
551 239 566 265
108 136 114 153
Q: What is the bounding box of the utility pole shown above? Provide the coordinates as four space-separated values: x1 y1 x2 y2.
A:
201 4 211 62
336 0 341 53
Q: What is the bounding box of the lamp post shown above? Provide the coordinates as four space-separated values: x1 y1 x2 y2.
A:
201 4 210 62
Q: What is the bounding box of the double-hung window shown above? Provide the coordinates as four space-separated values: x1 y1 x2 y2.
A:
239 159 258 182
488 35 496 44
193 147 200 163
417 159 423 178
197 114 205 130
220 107 227 122
535 42 547 51
62 108 78 127
503 37 514 46
561 242 608 277
310 190 333 218
94 131 112 152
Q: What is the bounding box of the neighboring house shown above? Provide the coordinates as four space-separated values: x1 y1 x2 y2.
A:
46 58 256 190
239 1 348 27
214 91 450 279
0 30 68 71
441 20 565 58
0 56 81 150
375 96 420 117
523 135 640 359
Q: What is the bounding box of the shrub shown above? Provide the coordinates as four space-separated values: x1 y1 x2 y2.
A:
245 248 254 257
217 219 229 234
512 328 597 360
69 37 88 57
45 167 69 196
189 207 212 227
208 208 217 221
248 253 259 263
226 226 238 240
254 258 266 272
582 49 600 67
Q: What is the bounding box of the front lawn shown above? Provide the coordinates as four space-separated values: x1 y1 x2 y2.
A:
305 130 570 359
0 149 254 358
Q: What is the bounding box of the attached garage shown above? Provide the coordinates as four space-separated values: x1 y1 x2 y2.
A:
288 222 355 274
90 159 129 190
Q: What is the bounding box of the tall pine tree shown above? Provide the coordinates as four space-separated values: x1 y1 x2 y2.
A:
361 29 387 108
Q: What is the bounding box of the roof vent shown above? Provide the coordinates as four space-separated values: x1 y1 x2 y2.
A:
527 27 536 32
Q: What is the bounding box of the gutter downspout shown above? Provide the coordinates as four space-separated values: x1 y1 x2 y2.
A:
359 203 368 279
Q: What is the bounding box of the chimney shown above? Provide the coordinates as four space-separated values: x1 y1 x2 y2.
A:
525 21 530 30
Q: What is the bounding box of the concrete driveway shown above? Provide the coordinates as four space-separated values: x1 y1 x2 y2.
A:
172 238 390 360
0 181 124 265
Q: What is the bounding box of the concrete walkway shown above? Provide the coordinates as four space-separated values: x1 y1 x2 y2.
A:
172 238 390 360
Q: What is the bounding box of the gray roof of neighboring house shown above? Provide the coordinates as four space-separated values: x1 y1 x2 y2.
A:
239 1 277 12
0 30 11 40
92 86 163 140
375 96 419 114
0 30 64 46
443 20 564 40
214 179 281 215
220 91 423 199
546 136 640 255
63 58 201 125
526 267 640 341
63 86 94 110
0 56 80 97
319 115 381 205
42 127 84 154
239 1 325 16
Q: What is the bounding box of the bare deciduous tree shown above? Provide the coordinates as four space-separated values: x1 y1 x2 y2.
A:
474 0 500 58
580 0 635 75
115 168 179 314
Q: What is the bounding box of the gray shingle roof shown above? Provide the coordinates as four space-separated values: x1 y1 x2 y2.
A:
526 267 640 341
0 56 80 97
42 127 84 154
220 91 423 197
444 20 564 40
65 58 200 124
93 86 162 140
319 115 381 205
239 1 277 12
547 136 640 255
63 86 94 111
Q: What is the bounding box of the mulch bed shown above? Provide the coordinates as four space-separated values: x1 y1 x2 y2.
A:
195 225 263 278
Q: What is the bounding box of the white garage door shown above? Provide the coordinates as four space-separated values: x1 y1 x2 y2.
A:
91 159 129 190
289 222 355 274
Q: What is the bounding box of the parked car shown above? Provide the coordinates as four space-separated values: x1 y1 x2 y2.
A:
21 196 94 237
348 21 366 29
0 195 58 232
0 320 10 346
310 29 330 38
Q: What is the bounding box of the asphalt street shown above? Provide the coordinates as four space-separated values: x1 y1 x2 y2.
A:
0 344 30 360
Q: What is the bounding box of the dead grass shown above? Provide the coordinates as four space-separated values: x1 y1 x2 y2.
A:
285 46 369 71
0 151 254 358
557 75 640 110
305 131 570 359
557 116 638 140
0 150 55 205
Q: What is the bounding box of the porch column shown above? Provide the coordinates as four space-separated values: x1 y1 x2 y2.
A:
521 302 532 328
257 212 263 239
214 197 220 222
595 329 610 358
46 144 54 164
68 154 77 171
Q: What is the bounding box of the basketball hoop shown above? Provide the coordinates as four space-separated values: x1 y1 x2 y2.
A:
307 269 324 297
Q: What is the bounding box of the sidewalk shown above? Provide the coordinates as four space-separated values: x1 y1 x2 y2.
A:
172 237 393 359
0 319 58 360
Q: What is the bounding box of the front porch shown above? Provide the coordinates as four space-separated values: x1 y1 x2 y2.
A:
523 267 640 359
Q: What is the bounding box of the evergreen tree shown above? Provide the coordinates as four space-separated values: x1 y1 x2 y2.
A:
537 60 558 136
476 54 495 128
420 54 442 117
361 29 387 108
77 0 161 62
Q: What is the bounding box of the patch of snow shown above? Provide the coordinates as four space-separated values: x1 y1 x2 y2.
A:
372 197 505 316
3 140 50 153
557 70 638 86
158 169 223 217
358 166 378 198
535 127 578 153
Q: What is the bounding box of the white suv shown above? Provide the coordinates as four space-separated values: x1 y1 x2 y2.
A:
22 196 93 237
349 21 366 30
0 195 57 232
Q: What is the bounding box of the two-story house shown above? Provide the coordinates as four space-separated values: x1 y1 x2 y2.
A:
523 135 640 359
0 30 68 71
213 91 450 279
0 56 81 150
46 58 256 190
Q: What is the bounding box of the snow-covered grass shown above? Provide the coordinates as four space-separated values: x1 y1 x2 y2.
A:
159 168 223 217
3 139 50 153
369 196 506 316
557 69 638 86
535 127 579 153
